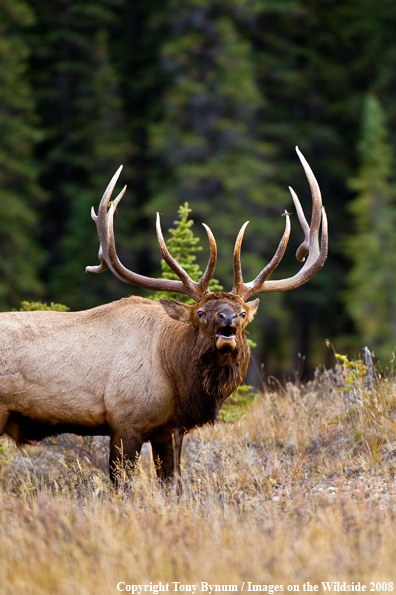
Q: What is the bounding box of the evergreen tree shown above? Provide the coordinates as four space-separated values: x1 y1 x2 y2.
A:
147 0 288 372
345 94 396 361
148 0 286 289
28 0 132 310
0 0 44 309
152 202 222 304
110 0 170 279
250 0 396 370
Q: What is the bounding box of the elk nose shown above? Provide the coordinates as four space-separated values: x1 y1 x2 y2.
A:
218 312 238 326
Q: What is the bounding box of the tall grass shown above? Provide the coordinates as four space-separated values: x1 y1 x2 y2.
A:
1 362 396 594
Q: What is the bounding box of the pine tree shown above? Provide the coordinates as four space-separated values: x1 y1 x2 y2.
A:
152 202 222 304
250 0 396 370
110 0 171 279
46 27 132 310
146 0 287 372
0 0 44 309
345 94 396 360
27 0 132 310
148 0 286 289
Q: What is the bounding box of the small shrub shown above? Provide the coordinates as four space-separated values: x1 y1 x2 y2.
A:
218 385 259 422
16 301 70 312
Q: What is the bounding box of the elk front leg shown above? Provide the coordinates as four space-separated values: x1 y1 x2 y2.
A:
173 429 184 479
109 432 143 484
0 405 9 435
151 430 184 482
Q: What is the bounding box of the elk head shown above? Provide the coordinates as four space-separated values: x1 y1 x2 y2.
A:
159 292 259 352
86 147 328 341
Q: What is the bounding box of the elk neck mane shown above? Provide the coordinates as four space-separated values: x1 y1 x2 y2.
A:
196 338 249 399
171 323 251 431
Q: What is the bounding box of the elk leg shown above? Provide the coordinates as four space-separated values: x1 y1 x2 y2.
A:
173 429 184 478
0 406 9 435
173 430 184 495
109 432 142 484
151 430 184 482
3 414 24 444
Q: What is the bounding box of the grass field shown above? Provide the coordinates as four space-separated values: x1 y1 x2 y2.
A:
1 357 396 594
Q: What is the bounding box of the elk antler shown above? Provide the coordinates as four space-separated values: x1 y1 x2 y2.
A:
86 166 217 302
230 147 328 301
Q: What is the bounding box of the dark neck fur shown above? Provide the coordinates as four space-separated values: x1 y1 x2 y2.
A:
173 334 250 431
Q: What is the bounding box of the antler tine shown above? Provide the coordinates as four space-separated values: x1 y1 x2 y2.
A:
256 204 328 294
289 186 310 262
294 145 322 266
231 214 291 299
198 223 217 294
85 241 109 274
95 166 125 229
85 166 124 274
247 211 291 291
231 221 249 296
234 147 327 299
155 213 201 300
86 168 210 300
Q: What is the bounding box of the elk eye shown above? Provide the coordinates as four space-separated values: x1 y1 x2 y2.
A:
198 310 206 319
240 311 247 318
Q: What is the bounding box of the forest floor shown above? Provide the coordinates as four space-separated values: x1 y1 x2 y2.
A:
1 358 396 594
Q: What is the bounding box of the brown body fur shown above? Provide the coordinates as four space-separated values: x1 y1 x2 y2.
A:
0 293 257 481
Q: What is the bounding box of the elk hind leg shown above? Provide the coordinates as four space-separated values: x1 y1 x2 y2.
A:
151 430 184 483
0 405 9 436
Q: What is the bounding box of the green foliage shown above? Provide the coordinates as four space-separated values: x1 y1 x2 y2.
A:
16 301 70 312
345 95 396 361
0 439 8 458
146 0 289 368
249 0 396 369
218 385 259 423
334 353 367 393
0 0 44 310
148 0 284 290
152 202 222 303
28 0 132 310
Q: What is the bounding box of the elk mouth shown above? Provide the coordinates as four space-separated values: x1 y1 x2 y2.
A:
216 325 237 350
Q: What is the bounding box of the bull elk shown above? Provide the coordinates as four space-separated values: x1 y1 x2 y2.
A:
0 147 327 482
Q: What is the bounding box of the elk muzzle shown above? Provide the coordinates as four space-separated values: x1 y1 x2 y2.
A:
215 312 238 350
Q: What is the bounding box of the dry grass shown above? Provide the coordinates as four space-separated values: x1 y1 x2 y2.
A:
1 361 396 594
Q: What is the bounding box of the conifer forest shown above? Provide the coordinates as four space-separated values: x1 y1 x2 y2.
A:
2 0 396 377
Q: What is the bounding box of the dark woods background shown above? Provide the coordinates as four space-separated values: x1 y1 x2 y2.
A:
2 0 396 379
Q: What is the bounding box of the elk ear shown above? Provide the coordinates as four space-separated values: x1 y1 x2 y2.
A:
245 298 259 322
159 298 193 324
